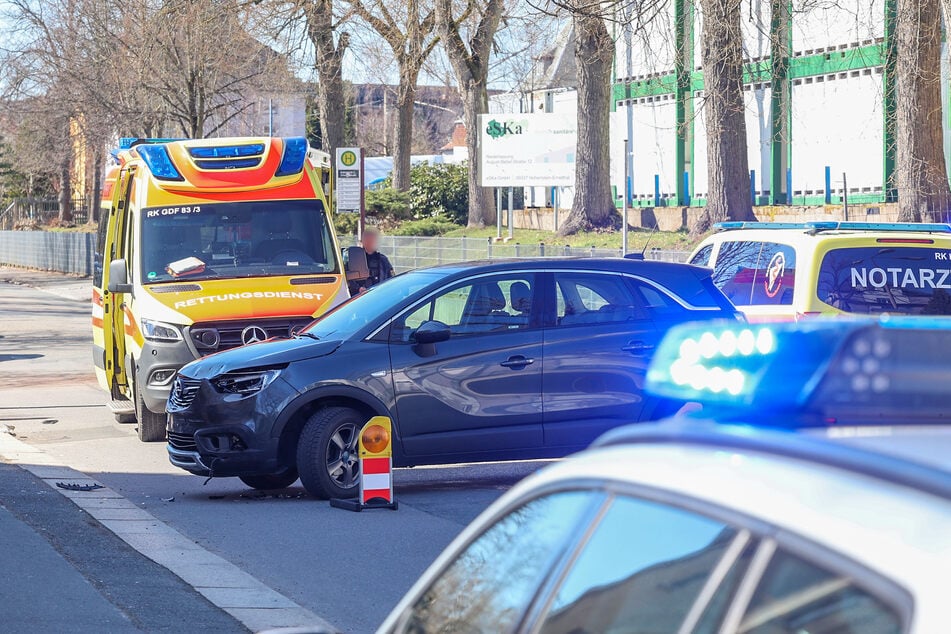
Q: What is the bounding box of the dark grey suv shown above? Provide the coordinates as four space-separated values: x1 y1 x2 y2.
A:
166 258 739 498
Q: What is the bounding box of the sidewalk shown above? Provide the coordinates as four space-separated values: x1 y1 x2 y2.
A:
0 462 247 633
0 266 91 302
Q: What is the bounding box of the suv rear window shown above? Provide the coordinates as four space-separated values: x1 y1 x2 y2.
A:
712 241 797 306
817 246 951 315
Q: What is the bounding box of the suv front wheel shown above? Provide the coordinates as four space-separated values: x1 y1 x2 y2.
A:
296 407 364 499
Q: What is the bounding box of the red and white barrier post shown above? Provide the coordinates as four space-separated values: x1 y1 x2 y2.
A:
330 416 398 511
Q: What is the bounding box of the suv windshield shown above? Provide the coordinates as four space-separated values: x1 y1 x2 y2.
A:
817 246 951 315
140 200 337 284
303 270 442 341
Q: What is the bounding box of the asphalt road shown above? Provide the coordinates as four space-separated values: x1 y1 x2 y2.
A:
0 269 547 632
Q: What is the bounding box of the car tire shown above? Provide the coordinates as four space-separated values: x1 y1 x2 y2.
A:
239 468 299 490
296 407 364 499
135 389 167 442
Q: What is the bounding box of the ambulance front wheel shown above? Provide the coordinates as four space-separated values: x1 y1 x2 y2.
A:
135 390 167 442
296 407 363 499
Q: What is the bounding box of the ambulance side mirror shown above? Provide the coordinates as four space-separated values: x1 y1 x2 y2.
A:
107 259 133 294
344 246 370 282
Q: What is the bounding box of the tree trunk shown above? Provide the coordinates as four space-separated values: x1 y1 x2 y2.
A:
461 80 494 227
434 0 502 228
693 0 755 235
559 14 619 236
391 72 418 191
308 0 349 155
90 148 102 225
58 153 72 223
896 0 950 222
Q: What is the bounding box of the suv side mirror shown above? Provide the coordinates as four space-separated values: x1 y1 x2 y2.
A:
107 259 133 294
413 320 450 358
415 320 451 345
344 246 370 282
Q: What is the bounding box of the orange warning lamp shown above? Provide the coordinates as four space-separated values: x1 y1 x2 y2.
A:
360 421 390 456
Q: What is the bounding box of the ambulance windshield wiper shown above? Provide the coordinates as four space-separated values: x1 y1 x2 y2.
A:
295 331 320 340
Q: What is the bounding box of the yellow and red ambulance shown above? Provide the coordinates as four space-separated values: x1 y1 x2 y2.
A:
93 137 354 441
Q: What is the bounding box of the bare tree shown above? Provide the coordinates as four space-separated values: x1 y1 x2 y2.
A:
692 0 755 234
895 0 950 221
435 0 503 227
557 1 619 235
347 0 440 190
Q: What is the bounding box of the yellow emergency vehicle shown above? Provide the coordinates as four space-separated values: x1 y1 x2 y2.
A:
93 137 355 441
690 221 951 321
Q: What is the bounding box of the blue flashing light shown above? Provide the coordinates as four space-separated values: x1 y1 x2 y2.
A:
188 144 265 159
275 137 309 177
647 321 860 411
648 318 951 423
137 144 184 181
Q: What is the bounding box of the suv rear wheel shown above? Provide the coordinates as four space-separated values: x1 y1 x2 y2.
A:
239 467 299 490
296 407 363 499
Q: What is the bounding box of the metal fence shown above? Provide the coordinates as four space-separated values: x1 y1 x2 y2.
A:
0 231 96 276
0 198 90 230
0 231 689 278
340 235 689 271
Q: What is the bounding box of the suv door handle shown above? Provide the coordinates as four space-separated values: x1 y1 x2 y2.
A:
622 341 654 355
500 355 534 369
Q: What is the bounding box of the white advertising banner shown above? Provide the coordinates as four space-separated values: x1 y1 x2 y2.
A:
335 147 363 214
478 113 577 187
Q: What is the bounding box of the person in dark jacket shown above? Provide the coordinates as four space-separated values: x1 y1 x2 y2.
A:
351 228 394 294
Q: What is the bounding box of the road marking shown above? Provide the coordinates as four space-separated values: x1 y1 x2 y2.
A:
0 433 339 634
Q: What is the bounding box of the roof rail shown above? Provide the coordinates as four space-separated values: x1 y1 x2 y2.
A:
714 221 951 234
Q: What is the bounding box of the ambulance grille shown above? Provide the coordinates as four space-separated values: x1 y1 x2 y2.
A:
188 317 314 354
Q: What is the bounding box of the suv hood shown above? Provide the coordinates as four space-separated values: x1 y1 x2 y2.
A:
180 337 342 379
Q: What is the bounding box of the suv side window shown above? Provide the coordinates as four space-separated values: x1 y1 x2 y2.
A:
397 491 598 633
539 495 739 633
392 274 537 342
553 273 649 326
714 241 796 306
631 280 688 321
691 244 714 267
735 548 903 634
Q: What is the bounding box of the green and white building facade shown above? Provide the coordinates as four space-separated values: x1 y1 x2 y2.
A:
613 0 938 208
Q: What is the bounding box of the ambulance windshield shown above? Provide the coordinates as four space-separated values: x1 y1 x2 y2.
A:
817 246 951 315
140 199 338 284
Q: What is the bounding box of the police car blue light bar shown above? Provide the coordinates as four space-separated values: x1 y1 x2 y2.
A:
646 318 951 422
715 221 951 233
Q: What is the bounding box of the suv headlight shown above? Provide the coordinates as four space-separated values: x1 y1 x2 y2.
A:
142 319 183 342
211 369 282 396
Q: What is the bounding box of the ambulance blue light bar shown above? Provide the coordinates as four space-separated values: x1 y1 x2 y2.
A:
275 137 308 177
646 318 951 421
715 221 951 233
136 144 184 182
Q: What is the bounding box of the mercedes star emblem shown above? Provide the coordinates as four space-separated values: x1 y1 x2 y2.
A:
241 325 268 345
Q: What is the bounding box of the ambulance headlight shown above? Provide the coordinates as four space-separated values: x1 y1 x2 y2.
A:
141 319 183 342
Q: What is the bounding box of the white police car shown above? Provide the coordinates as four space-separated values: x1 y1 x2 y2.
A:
378 319 951 633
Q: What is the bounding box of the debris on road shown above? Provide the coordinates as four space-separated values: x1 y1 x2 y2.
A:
55 482 104 491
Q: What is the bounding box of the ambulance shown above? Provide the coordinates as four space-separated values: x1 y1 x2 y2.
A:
689 221 951 321
93 137 363 441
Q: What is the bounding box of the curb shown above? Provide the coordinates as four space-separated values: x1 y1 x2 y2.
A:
0 432 338 633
